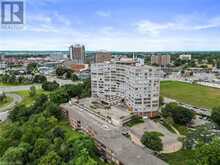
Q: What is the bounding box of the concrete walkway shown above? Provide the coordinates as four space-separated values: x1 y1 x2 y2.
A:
130 120 183 153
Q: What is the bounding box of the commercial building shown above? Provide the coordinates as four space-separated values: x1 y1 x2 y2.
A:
95 51 112 63
70 64 90 80
60 103 167 165
0 62 7 69
69 44 86 64
91 58 160 117
151 55 171 66
179 54 191 60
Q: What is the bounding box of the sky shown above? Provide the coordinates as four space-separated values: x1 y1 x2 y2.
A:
1 0 220 51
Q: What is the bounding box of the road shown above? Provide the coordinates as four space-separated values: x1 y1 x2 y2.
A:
163 97 211 117
0 84 41 92
0 93 23 122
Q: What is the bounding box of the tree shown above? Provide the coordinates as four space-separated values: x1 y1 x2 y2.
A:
0 146 27 164
50 88 70 104
1 74 10 83
56 67 67 77
162 103 194 125
172 106 194 125
159 96 164 106
192 139 220 165
8 74 16 84
0 92 6 102
42 81 59 91
27 63 38 74
184 125 216 149
29 86 36 97
80 79 91 97
33 75 47 83
74 149 97 165
0 83 101 165
211 107 220 126
216 60 220 69
8 105 29 122
141 131 163 152
66 69 73 79
72 74 78 81
32 138 49 158
161 102 178 118
44 102 62 119
39 151 61 165
0 137 8 156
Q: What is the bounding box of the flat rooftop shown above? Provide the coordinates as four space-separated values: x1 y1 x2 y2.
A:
78 98 132 124
61 103 167 165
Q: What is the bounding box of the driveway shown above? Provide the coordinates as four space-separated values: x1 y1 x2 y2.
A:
130 119 182 153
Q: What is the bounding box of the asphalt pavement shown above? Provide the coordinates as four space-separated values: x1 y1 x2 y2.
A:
0 93 23 122
0 84 41 92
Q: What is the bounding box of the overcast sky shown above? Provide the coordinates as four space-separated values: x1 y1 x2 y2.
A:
1 0 220 51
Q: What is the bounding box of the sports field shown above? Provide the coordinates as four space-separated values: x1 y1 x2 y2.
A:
160 81 220 110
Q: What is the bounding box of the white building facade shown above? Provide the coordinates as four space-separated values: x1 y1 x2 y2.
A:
179 54 192 60
91 61 160 117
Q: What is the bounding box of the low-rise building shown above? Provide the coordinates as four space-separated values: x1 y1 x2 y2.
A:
60 103 167 165
179 54 191 61
70 64 90 80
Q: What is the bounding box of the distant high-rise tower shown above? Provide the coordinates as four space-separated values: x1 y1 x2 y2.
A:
95 51 112 63
151 55 170 66
69 44 86 64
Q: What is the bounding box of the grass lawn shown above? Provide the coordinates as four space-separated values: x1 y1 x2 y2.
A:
12 89 50 107
161 81 220 110
0 97 13 111
126 116 144 127
172 123 189 135
162 149 195 165
0 82 32 86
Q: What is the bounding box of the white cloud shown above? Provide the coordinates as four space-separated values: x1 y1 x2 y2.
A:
2 12 220 51
135 21 174 35
136 16 220 35
96 11 111 17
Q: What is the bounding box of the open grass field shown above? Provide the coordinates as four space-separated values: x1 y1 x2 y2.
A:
12 89 50 107
160 81 220 110
0 82 32 86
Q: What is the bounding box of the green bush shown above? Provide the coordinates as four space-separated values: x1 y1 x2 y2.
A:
141 131 163 152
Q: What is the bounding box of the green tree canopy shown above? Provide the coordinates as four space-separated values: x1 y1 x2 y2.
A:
141 131 163 152
211 107 220 127
192 139 220 165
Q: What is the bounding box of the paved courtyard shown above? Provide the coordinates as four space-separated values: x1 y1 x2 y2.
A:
130 119 182 153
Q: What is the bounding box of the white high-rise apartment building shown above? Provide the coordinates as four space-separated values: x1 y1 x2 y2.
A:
91 59 160 117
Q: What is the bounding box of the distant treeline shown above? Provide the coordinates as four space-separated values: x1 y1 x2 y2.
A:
1 51 220 58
